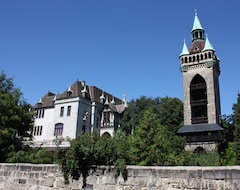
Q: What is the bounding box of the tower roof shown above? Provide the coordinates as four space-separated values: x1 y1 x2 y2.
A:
192 9 203 32
202 35 214 51
180 39 189 56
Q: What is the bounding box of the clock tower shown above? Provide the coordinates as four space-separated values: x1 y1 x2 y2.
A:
177 10 223 152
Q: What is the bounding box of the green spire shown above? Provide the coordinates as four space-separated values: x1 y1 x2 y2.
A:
180 39 189 56
192 9 203 32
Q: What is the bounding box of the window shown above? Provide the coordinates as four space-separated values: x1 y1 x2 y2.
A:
208 52 212 58
103 112 110 126
36 109 44 118
54 123 63 136
67 106 71 116
41 109 44 118
82 125 86 133
193 56 195 62
60 107 64 117
190 75 208 124
189 56 192 62
33 126 43 136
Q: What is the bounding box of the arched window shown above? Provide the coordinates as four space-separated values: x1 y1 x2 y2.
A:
190 75 208 124
103 112 110 126
200 54 203 60
189 56 192 62
205 53 207 59
102 132 111 137
197 55 199 62
54 123 63 136
208 52 212 58
193 56 195 62
195 32 198 39
194 146 205 153
184 57 188 63
199 31 203 39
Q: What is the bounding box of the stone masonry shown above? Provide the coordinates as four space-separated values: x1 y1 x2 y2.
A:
1 163 240 190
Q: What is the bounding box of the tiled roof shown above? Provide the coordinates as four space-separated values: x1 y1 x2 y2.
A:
189 40 205 54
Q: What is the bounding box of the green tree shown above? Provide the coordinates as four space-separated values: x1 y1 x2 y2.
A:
111 129 129 180
0 71 33 162
157 97 183 133
57 132 130 184
232 93 240 165
129 108 185 166
6 148 55 164
218 115 235 165
121 96 183 135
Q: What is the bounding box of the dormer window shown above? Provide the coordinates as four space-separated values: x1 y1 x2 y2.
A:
67 86 73 97
100 91 105 103
38 98 43 108
67 91 72 97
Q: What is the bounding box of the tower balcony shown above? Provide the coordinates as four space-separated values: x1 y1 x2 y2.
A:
190 99 207 106
190 83 206 90
192 116 208 124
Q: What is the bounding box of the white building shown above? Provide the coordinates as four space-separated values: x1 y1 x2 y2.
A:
31 81 127 149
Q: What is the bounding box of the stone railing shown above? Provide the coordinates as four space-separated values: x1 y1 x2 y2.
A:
0 163 240 190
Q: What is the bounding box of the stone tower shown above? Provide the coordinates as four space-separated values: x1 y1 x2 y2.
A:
177 10 223 152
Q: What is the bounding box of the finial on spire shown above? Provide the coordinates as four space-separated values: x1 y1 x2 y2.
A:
192 9 203 32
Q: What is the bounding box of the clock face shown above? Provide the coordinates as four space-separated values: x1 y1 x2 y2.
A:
194 46 199 52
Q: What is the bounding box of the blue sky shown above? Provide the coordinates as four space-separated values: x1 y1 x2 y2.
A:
0 1 239 116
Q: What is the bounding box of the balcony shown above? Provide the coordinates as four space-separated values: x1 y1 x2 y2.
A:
190 99 207 106
190 83 206 90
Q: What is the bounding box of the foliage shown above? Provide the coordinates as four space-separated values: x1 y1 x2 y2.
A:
120 96 183 135
182 151 221 166
218 115 236 165
6 148 55 164
232 93 240 165
57 131 130 184
0 71 33 162
157 96 184 133
112 129 129 180
129 107 185 166
220 142 236 166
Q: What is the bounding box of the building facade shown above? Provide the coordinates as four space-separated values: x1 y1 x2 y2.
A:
31 81 127 149
177 10 223 152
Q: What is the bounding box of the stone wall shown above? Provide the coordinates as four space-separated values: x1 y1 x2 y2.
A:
1 163 240 190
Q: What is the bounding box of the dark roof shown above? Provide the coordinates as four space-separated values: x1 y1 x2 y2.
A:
57 81 91 100
177 123 223 134
32 81 124 109
33 92 56 109
89 86 122 105
109 103 126 114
